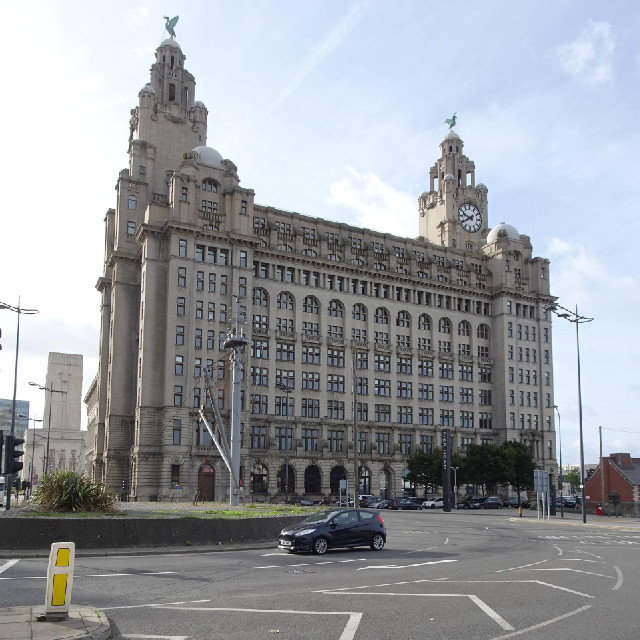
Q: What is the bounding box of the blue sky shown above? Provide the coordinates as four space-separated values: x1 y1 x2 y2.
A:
1 1 639 469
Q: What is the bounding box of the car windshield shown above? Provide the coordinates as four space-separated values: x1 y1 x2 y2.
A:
300 510 341 524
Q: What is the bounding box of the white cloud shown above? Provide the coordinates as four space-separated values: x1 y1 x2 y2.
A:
328 167 416 235
556 21 615 86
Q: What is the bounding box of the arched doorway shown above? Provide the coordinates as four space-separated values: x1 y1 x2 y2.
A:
359 466 371 495
251 463 268 495
304 465 322 495
197 464 215 501
277 463 295 495
330 465 347 495
379 468 390 499
402 468 415 496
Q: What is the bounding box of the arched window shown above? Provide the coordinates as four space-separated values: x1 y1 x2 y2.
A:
252 287 268 307
418 314 431 331
328 300 344 318
374 308 389 324
358 466 371 495
277 463 295 494
458 321 471 337
330 465 347 495
276 292 294 310
397 311 411 328
304 465 322 494
202 178 218 193
302 296 319 314
477 324 490 340
352 258 364 266
352 304 367 321
251 464 268 493
438 318 451 334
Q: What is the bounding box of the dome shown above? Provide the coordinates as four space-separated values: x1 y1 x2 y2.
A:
140 83 156 95
443 174 455 181
193 100 206 108
444 130 461 141
160 37 181 50
476 183 487 190
487 222 520 243
192 146 224 168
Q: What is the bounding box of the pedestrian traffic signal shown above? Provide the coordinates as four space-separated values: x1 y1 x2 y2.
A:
5 435 25 475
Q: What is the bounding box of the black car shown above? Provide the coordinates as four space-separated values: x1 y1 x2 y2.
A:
503 497 532 509
278 509 386 555
482 496 503 509
460 496 486 509
376 499 393 509
390 498 423 510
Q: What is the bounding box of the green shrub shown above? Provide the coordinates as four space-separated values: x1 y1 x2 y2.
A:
33 471 116 512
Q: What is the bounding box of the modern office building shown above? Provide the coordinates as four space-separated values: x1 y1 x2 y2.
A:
86 36 557 502
0 399 29 441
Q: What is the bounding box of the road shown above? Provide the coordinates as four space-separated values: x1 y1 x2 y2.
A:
1 510 639 639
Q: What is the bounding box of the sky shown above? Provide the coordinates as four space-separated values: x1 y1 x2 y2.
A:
1 1 639 468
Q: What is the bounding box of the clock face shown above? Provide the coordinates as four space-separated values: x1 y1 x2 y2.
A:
458 203 482 233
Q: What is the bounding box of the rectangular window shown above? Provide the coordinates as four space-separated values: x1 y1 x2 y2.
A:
302 428 319 451
176 297 185 316
301 371 320 390
275 426 293 451
419 407 434 425
376 432 390 454
327 348 345 367
327 400 345 420
374 379 391 397
420 434 434 453
302 346 321 365
251 339 269 359
418 359 434 377
460 411 474 428
173 385 183 407
328 430 344 452
249 394 268 415
276 342 295 361
439 409 455 426
418 383 434 401
479 412 493 429
357 402 368 422
374 404 391 423
327 374 345 393
439 362 454 379
374 354 391 372
194 328 202 349
397 406 413 424
172 419 181 445
301 398 320 418
176 325 184 345
399 433 412 454
250 366 268 386
275 395 294 416
250 425 267 449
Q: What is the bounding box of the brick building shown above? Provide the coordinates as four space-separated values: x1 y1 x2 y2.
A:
585 452 640 516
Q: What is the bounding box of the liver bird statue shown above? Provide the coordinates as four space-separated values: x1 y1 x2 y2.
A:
163 15 179 39
444 112 457 130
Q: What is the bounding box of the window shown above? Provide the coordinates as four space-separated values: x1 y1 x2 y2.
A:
277 292 294 310
327 401 345 420
302 345 321 364
301 398 320 418
397 381 412 398
479 366 492 383
275 395 294 416
327 325 344 339
177 267 186 287
399 433 412 453
208 302 216 321
302 371 320 390
302 429 319 452
439 362 454 379
250 395 268 415
459 364 473 381
460 411 474 428
459 387 473 404
439 409 455 426
328 300 344 317
174 354 184 375
352 304 367 321
418 314 431 331
176 297 185 316
356 376 369 395
374 308 389 324
397 357 412 374
458 321 470 336
251 339 269 359
172 419 181 445
128 195 137 210
376 431 390 453
175 325 184 345
374 331 389 345
419 408 434 425
276 342 295 361
275 368 295 388
173 385 183 406
328 430 344 452
327 374 345 393
195 300 204 319
418 359 434 377
418 383 434 401
374 379 391 397
438 318 451 334
327 348 345 367
397 311 411 328
397 406 413 424
439 385 454 402
250 367 268 386
194 328 202 349
250 425 267 449
374 404 391 423
479 412 493 429
374 354 391 372
420 434 434 452
479 390 492 406
356 351 368 370
252 287 268 307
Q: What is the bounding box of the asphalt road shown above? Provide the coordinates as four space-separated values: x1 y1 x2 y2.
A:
1 510 639 639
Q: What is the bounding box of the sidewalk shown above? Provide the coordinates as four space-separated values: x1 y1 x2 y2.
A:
0 605 111 640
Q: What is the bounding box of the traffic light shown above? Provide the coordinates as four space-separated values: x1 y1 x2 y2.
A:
0 430 4 475
5 435 25 475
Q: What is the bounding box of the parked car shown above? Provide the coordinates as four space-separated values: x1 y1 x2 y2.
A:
503 497 532 509
422 497 445 509
376 499 393 509
482 496 503 509
558 496 577 508
406 496 425 507
460 496 486 509
278 508 387 555
359 495 377 507
390 498 423 510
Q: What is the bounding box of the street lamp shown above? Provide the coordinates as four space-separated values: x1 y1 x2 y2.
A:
275 382 293 504
545 303 593 524
18 414 43 499
552 405 563 518
1 299 39 510
29 382 67 477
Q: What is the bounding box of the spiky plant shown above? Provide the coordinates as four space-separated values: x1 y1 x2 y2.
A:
33 471 116 512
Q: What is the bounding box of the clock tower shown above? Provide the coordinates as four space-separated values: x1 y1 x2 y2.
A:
419 130 489 250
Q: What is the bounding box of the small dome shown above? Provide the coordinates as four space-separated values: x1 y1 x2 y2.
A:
160 37 181 50
140 83 156 95
487 222 520 243
443 174 455 181
444 130 461 141
476 183 487 190
194 100 206 108
192 146 224 168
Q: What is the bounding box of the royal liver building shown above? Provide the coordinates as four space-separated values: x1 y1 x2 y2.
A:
85 35 557 502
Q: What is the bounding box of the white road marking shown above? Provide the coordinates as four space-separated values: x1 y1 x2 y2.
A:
261 553 290 556
529 568 616 579
0 559 19 575
612 566 623 590
572 549 603 559
122 635 188 640
444 537 449 544
357 559 457 571
102 599 210 611
495 559 549 573
255 558 367 569
490 604 591 640
562 558 601 563
320 591 514 631
554 545 563 556
401 548 436 554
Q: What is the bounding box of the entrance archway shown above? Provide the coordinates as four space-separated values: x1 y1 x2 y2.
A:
304 465 322 494
379 468 390 499
198 464 215 501
330 465 347 495
359 466 371 495
277 463 295 495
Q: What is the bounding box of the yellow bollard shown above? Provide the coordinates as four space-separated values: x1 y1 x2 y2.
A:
44 542 75 619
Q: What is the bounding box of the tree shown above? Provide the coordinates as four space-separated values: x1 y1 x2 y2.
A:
462 443 509 494
501 441 535 502
565 468 581 492
405 448 443 496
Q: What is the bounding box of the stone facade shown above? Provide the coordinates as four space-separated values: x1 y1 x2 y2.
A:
86 37 557 502
23 353 86 486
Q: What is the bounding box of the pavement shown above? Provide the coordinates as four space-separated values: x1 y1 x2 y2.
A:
0 605 111 640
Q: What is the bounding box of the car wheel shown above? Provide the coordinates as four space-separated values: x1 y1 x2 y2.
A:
312 536 328 555
431 504 436 509
398 506 403 510
370 533 385 551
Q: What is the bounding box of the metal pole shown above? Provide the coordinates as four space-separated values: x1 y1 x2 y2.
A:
599 425 604 509
553 406 563 518
285 388 289 504
452 467 458 509
352 347 359 510
576 306 587 524
230 346 242 507
44 390 53 476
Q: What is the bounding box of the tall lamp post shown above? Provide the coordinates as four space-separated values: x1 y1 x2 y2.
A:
275 382 292 504
18 414 43 499
1 299 39 510
552 405 563 518
545 303 593 525
452 467 459 509
29 382 67 476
